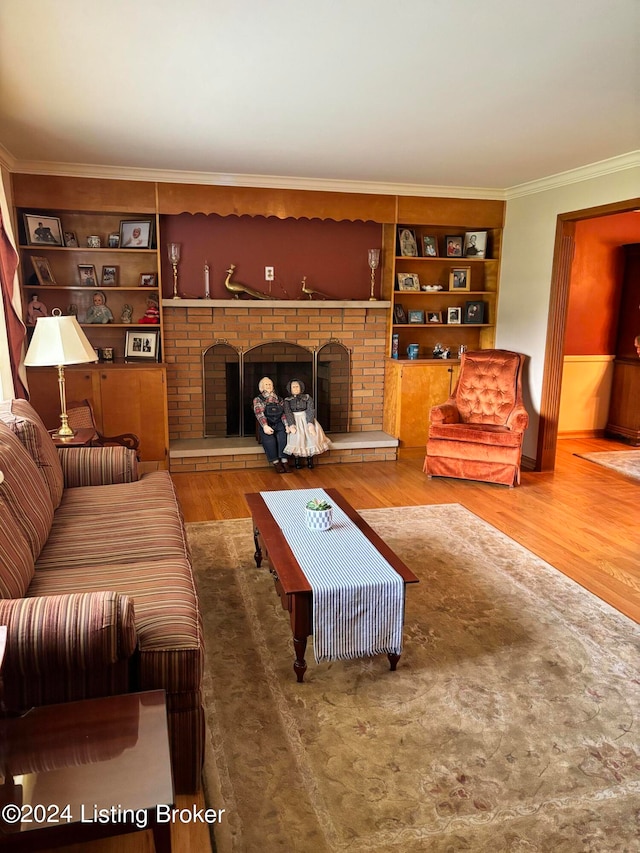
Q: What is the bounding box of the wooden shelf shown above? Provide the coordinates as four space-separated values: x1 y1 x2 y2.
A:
19 245 156 254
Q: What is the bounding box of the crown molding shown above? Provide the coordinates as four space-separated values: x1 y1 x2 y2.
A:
0 143 17 172
7 156 506 200
505 151 640 199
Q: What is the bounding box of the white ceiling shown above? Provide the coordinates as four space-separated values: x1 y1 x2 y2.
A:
0 0 638 192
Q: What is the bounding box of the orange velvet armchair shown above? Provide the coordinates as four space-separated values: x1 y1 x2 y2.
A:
424 350 529 487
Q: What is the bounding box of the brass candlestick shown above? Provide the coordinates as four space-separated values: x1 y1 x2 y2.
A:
368 248 380 301
168 242 181 299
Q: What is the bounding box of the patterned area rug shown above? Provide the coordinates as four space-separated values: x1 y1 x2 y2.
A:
575 450 640 481
188 505 640 853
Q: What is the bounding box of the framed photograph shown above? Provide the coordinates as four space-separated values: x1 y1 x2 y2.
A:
397 226 419 257
397 273 421 291
427 310 442 324
464 300 485 324
125 328 160 362
78 264 98 287
119 219 154 249
139 272 157 287
408 309 425 324
445 235 463 257
449 267 471 291
24 214 63 246
30 256 56 286
464 231 487 258
447 306 462 325
63 231 78 248
108 232 120 248
101 265 118 287
393 303 408 324
422 235 438 257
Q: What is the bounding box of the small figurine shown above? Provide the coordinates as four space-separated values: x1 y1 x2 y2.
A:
121 303 133 324
432 342 450 359
283 379 331 469
67 303 78 318
253 377 291 473
138 295 160 324
85 291 114 324
27 293 48 325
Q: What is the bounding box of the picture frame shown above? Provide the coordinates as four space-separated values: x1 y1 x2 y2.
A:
397 273 420 291
393 303 408 324
108 232 120 248
78 263 98 287
464 300 485 324
63 231 78 248
408 309 425 324
447 306 462 325
119 219 154 249
444 235 463 257
397 226 419 257
449 267 471 291
30 256 56 286
422 235 438 257
427 310 442 324
101 265 118 287
24 214 63 247
139 272 157 287
464 231 487 258
125 328 160 362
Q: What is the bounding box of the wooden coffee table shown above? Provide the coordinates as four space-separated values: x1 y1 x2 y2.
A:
245 488 419 682
0 690 174 852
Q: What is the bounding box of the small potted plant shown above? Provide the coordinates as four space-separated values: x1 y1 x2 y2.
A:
305 497 333 531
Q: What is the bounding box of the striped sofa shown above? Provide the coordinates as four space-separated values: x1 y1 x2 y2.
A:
0 399 204 794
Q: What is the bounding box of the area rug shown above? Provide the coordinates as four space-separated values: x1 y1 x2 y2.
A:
575 449 640 481
188 505 640 853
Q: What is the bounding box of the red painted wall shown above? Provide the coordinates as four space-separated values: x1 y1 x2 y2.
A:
160 214 383 301
565 212 640 355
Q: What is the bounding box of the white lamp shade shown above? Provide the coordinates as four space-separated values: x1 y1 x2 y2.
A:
24 314 98 367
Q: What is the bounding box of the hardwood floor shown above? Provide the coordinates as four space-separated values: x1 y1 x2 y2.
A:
174 435 639 623
43 435 639 853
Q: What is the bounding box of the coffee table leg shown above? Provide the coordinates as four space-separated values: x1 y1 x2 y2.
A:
151 819 172 853
293 635 307 682
387 653 400 671
253 526 263 567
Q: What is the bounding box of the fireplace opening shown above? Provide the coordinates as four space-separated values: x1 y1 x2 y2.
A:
203 340 350 437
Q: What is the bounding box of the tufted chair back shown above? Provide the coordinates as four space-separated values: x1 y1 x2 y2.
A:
424 349 529 487
453 350 522 425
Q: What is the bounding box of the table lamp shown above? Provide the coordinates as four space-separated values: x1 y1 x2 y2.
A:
24 309 97 437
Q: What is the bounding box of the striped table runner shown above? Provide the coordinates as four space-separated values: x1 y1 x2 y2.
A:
260 489 405 664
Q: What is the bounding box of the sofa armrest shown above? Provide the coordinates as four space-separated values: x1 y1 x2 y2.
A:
506 405 529 434
0 591 137 711
58 445 139 487
430 402 461 425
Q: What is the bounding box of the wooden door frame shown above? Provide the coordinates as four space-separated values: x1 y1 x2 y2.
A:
536 197 640 471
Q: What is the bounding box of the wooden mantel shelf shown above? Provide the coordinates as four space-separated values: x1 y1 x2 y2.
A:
161 299 391 309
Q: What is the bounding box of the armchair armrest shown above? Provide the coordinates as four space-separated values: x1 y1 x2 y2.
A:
430 402 461 425
506 405 529 433
58 445 139 487
0 591 137 711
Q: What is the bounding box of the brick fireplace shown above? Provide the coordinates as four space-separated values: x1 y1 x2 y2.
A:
162 300 397 471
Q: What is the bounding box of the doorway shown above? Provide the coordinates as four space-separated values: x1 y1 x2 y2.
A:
537 198 640 471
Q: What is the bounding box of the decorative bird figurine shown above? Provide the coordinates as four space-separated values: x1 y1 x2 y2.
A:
301 276 330 300
224 265 275 300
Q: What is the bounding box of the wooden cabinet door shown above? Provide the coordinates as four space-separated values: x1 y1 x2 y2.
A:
26 367 97 432
398 363 458 447
98 367 168 464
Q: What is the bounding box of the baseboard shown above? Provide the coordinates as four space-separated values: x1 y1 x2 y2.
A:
558 429 605 439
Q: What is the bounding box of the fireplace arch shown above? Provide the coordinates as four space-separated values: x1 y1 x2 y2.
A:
203 340 350 437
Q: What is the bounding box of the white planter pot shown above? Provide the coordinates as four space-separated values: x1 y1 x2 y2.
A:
305 507 333 531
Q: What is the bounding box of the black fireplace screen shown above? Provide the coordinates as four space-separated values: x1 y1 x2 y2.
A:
203 340 350 437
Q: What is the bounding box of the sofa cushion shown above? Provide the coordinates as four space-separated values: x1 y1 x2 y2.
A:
35 472 190 571
0 506 35 598
0 399 64 508
428 421 524 447
28 558 203 694
0 421 54 563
